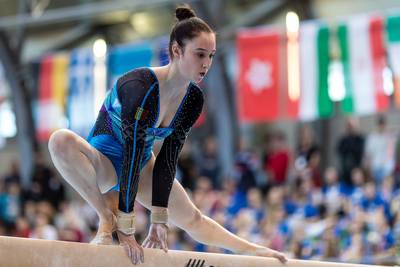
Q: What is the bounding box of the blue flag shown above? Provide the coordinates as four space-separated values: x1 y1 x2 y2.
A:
67 48 95 138
107 41 153 87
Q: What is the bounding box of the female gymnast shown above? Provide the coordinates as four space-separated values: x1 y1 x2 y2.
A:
48 4 287 265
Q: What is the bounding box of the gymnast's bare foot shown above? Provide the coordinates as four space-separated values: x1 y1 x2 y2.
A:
253 246 287 263
90 211 117 245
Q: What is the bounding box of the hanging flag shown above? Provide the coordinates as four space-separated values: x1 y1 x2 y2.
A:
337 15 388 115
237 28 281 122
107 41 153 87
298 22 332 121
67 48 94 138
37 53 69 141
386 15 400 106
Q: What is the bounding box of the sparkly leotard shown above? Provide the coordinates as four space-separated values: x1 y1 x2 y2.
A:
87 67 204 213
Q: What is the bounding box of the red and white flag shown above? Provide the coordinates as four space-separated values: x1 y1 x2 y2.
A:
237 28 282 123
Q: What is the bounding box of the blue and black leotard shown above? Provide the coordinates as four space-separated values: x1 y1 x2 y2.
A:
87 67 204 213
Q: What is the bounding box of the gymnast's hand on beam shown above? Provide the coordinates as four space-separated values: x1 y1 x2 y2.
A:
117 231 144 265
253 246 287 263
142 223 169 252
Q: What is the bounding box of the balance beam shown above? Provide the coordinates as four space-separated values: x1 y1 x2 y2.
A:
0 236 390 267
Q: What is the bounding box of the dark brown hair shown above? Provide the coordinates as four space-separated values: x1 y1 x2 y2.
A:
169 4 214 59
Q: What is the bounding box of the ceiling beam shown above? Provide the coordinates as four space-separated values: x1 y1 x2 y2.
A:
0 0 197 30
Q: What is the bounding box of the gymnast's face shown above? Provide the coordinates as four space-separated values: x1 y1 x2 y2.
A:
173 32 216 83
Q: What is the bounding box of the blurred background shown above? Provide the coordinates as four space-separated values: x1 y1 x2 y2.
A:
0 0 399 264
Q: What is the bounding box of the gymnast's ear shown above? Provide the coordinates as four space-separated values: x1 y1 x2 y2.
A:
171 42 182 59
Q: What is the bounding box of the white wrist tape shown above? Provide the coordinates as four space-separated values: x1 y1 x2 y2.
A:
117 211 135 235
150 209 169 224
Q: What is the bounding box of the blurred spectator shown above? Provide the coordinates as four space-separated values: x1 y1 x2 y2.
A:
322 167 344 216
216 178 247 217
231 209 258 241
198 137 221 189
359 181 391 222
337 117 365 186
232 138 258 193
263 131 291 187
245 188 264 223
3 160 20 186
0 180 7 223
23 180 44 202
321 225 340 259
341 218 365 262
29 212 58 240
0 220 7 236
31 151 52 194
381 175 395 203
23 200 38 226
394 134 400 188
294 124 319 172
168 227 184 250
364 115 396 185
305 146 322 188
31 151 65 209
1 182 22 225
192 176 218 214
12 216 31 238
177 140 199 191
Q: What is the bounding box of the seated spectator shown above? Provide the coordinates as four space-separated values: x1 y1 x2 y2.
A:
341 219 365 262
29 212 58 240
12 216 31 238
360 181 391 219
263 131 291 186
245 187 265 223
233 138 259 193
322 167 344 215
305 146 322 188
2 182 22 225
3 160 20 186
198 137 221 189
346 167 368 204
294 124 319 173
260 206 290 252
380 175 395 203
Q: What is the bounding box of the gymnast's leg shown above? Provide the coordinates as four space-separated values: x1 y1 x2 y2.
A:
48 129 117 244
135 154 286 261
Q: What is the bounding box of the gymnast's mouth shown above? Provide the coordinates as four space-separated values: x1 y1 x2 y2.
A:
199 72 206 78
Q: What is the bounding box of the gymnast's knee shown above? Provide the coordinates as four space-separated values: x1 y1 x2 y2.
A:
180 208 205 232
48 129 78 160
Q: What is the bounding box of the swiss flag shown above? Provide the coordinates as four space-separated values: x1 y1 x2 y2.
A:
237 28 281 123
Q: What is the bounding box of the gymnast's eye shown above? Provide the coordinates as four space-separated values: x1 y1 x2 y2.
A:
197 53 205 58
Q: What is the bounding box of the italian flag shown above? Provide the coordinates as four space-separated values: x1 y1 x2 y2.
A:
338 15 388 115
298 21 332 121
386 15 400 107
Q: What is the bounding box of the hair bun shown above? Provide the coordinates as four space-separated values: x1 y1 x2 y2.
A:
175 5 196 21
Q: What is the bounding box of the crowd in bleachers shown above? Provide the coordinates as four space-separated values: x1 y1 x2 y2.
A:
0 115 398 265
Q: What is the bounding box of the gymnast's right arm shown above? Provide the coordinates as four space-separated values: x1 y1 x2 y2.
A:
117 76 151 219
115 75 152 265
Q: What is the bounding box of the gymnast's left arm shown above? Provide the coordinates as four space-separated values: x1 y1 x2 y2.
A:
142 86 204 252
